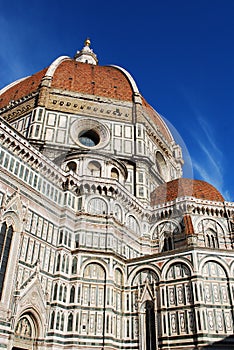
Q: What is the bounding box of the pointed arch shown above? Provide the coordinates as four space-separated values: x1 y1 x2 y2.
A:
87 197 108 215
72 256 78 274
53 283 58 300
111 167 119 180
60 313 65 331
70 285 75 303
56 253 61 271
67 313 74 331
50 310 55 329
156 151 168 180
126 214 140 235
14 307 45 346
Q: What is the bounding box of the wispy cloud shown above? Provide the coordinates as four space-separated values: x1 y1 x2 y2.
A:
177 85 232 200
191 115 231 201
196 137 222 180
196 116 222 157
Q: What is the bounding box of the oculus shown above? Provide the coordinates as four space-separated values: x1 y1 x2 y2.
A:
78 129 100 147
70 118 110 149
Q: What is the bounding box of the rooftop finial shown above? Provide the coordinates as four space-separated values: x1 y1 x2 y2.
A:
74 38 98 65
85 38 91 47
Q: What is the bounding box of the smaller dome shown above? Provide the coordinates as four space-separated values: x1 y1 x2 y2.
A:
150 178 224 205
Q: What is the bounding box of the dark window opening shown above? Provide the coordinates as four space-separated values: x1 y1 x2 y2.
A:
67 313 73 331
162 236 173 252
56 254 61 271
78 129 100 147
50 311 55 329
67 161 77 172
70 286 75 303
53 283 58 300
72 257 77 274
0 222 13 299
145 301 156 350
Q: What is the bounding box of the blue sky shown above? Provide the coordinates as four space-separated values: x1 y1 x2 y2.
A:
1 0 234 200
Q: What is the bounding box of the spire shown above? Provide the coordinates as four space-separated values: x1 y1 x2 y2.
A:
74 38 98 65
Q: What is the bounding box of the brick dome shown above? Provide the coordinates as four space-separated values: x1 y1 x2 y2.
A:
0 68 47 109
0 50 173 143
0 60 134 108
151 178 224 205
51 60 134 101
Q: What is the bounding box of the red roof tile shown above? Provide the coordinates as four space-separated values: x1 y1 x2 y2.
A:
151 178 224 205
0 57 175 145
0 68 47 108
51 60 134 101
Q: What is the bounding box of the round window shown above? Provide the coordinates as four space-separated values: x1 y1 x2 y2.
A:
70 118 110 149
78 130 100 147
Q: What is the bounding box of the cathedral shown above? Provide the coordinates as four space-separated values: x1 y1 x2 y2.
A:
0 39 234 350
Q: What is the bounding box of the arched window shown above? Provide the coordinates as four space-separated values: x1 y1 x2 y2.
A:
50 311 55 329
126 215 140 235
62 255 66 272
60 313 64 331
56 253 61 272
88 161 101 176
106 314 110 333
115 269 123 312
84 263 105 280
72 257 77 274
59 285 63 301
162 236 174 252
113 204 122 222
156 151 168 180
70 286 75 303
53 283 58 300
63 286 67 303
166 263 191 280
59 230 63 244
198 219 221 248
67 161 77 172
115 269 123 286
153 221 178 251
88 197 107 215
133 269 158 287
82 264 106 308
205 229 219 248
67 313 73 331
111 168 119 180
56 312 60 330
65 256 69 274
165 262 193 334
